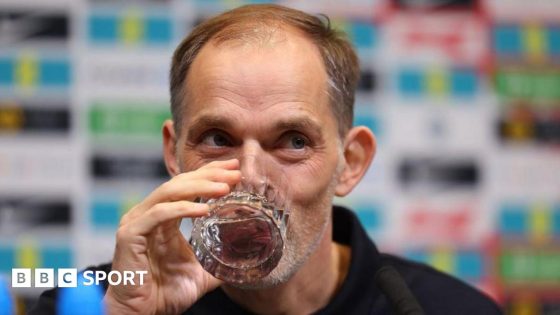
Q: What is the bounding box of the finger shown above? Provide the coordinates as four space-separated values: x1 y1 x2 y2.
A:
152 160 239 205
177 168 242 184
152 174 237 204
127 200 210 236
128 179 231 221
122 161 240 223
198 158 239 171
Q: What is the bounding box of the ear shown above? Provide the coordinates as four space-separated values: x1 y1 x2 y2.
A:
162 119 181 177
335 126 377 197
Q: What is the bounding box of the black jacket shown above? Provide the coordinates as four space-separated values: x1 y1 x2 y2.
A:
30 206 503 314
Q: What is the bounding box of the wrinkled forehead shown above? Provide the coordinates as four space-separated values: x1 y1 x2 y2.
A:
181 26 331 121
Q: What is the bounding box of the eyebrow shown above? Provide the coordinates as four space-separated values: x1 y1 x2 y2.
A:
272 117 322 136
186 115 236 141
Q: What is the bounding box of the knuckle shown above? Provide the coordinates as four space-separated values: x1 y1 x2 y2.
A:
160 179 172 191
158 180 175 196
120 211 131 223
225 170 241 181
205 160 220 167
175 172 190 180
150 203 166 214
115 227 131 242
119 204 140 226
178 200 193 211
118 214 131 228
194 168 212 178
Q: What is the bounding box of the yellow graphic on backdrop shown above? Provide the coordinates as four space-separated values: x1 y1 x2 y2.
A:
15 55 38 88
426 69 448 97
431 249 455 274
529 205 551 244
16 241 41 269
524 24 546 63
120 10 144 44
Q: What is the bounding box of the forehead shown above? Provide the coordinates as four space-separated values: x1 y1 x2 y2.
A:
181 27 333 127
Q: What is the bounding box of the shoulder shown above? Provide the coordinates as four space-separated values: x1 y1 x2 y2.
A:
380 254 503 315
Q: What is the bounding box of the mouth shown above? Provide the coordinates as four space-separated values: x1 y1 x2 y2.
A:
219 217 274 256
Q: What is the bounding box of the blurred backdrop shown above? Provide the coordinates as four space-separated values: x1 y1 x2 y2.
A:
1 0 559 313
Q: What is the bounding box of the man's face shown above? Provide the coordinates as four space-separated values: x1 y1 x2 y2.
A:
175 29 344 287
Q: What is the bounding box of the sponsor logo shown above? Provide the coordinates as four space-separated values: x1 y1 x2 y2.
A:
88 10 172 45
0 55 70 89
498 202 560 242
406 248 486 281
0 103 69 133
0 10 68 44
0 244 71 274
497 108 560 144
91 155 167 180
398 67 479 98
385 13 487 65
500 249 560 284
89 102 169 137
398 157 480 190
0 198 70 232
505 294 560 314
494 68 560 103
404 204 478 244
493 24 560 63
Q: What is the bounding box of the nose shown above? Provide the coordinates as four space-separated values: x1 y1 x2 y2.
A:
234 142 288 203
237 143 268 194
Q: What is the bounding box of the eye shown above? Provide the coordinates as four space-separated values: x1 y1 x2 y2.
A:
279 133 309 150
290 135 307 149
200 131 232 147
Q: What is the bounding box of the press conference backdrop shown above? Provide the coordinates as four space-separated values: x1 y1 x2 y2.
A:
0 0 559 313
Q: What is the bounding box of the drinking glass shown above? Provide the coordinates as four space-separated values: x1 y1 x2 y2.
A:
190 158 291 284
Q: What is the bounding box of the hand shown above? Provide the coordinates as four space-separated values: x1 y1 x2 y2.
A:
103 159 241 315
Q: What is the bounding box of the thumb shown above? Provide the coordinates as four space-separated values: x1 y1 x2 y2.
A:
205 274 222 292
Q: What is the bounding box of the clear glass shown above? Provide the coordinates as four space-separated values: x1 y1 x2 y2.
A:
189 160 290 284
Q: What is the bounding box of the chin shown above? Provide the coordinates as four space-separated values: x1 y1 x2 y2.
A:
227 213 331 290
224 249 301 290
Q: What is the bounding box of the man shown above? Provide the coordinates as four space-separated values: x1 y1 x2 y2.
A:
31 4 502 314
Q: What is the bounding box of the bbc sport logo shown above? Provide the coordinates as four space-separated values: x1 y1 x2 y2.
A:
11 268 147 288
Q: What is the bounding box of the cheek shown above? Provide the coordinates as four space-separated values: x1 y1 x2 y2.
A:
179 150 207 172
284 154 339 207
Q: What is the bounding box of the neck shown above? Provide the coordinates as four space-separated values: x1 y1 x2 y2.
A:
222 222 346 315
